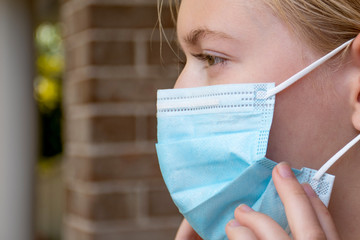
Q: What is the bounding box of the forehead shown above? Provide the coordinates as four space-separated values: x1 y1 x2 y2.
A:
177 0 276 43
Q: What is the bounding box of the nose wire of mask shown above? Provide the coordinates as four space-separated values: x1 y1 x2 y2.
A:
265 38 354 98
313 134 360 181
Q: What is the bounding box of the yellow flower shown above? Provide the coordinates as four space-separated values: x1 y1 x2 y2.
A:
35 76 60 111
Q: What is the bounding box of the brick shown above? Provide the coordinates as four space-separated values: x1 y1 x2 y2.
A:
148 189 179 217
148 41 185 66
65 116 136 143
63 225 94 240
64 43 89 70
89 5 173 29
90 42 134 66
91 154 163 181
88 78 154 103
98 229 177 240
65 226 177 240
66 188 136 220
62 6 91 37
65 118 91 142
63 157 92 180
63 5 174 36
147 115 157 141
65 41 134 71
63 77 92 106
65 154 162 181
91 116 136 142
66 78 175 105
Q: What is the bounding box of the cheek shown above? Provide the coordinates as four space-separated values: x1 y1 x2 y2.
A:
246 53 308 86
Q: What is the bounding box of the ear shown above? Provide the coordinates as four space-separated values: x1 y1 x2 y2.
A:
352 34 360 65
352 78 360 131
351 34 360 131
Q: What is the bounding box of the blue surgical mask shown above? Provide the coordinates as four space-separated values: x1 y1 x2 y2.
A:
156 39 360 240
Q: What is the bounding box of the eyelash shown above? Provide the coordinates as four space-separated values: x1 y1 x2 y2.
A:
193 53 227 67
179 53 227 68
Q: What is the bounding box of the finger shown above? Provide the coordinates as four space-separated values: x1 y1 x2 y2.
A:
175 219 203 240
233 204 289 240
302 183 340 240
225 219 258 240
273 162 326 239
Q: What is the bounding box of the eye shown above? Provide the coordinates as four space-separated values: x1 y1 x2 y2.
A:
204 55 225 66
193 53 227 67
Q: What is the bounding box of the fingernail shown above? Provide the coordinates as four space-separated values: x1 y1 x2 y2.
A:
277 162 294 178
303 183 318 198
228 219 241 228
238 204 253 213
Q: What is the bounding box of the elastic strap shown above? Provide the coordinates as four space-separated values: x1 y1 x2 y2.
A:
313 134 360 181
265 39 354 98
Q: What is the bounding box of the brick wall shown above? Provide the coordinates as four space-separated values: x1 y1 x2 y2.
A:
61 0 182 239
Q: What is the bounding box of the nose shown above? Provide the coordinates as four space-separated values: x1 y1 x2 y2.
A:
173 62 207 89
173 68 189 89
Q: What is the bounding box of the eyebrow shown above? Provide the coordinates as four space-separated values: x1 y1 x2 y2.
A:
182 28 234 47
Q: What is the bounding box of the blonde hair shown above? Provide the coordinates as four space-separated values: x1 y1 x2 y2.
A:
158 0 360 55
156 0 182 63
264 0 360 54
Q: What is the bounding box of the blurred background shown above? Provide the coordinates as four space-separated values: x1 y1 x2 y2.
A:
0 0 182 239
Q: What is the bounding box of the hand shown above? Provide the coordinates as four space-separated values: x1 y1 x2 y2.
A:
225 162 340 240
175 218 203 240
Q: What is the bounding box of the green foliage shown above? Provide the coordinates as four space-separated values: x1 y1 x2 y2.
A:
35 23 63 113
35 23 63 158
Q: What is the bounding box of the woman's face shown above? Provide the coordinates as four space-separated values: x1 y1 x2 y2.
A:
175 0 354 169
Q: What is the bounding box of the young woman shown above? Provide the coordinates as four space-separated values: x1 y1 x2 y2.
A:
156 0 360 239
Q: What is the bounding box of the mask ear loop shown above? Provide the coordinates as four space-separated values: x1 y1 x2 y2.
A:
265 39 355 98
313 134 360 181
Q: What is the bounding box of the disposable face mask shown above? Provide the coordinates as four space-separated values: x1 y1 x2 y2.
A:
156 39 360 240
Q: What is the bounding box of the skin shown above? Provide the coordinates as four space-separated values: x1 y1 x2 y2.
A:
173 0 360 239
